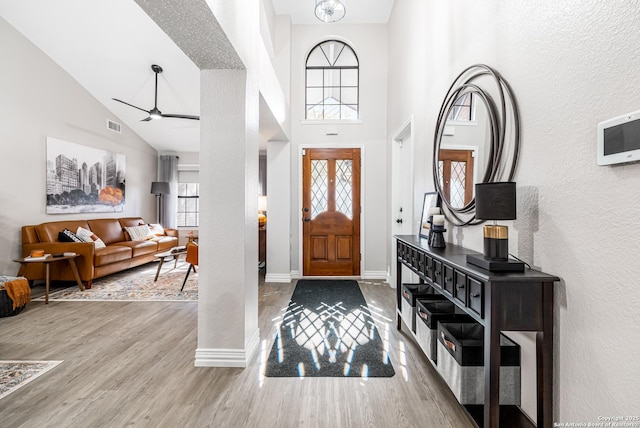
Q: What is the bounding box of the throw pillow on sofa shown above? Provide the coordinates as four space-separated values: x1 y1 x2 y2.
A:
147 223 166 236
58 228 83 243
124 225 152 242
76 226 107 249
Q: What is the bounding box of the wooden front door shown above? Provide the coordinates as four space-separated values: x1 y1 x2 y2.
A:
303 148 361 276
438 149 475 208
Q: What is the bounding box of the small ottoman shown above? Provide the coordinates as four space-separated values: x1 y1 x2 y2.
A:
0 275 30 317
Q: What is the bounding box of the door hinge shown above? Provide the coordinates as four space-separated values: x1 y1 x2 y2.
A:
302 149 306 155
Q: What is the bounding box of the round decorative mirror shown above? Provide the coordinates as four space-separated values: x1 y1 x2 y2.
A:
433 64 521 226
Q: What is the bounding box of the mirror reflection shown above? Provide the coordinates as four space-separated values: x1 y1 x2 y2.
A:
432 64 520 227
437 93 491 209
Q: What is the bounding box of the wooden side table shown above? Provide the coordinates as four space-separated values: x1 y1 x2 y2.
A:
14 254 84 304
153 248 188 282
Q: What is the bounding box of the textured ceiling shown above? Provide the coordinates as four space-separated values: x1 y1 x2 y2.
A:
134 0 244 70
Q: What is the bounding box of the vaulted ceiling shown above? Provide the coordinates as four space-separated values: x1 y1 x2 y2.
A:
0 0 394 153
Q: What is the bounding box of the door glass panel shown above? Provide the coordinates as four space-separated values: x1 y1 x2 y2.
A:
335 160 352 219
311 160 328 219
450 161 466 208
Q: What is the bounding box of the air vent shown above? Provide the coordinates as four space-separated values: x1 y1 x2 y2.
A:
107 119 121 134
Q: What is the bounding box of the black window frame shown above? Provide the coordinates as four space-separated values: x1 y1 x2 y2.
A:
448 92 475 122
177 182 199 228
305 40 359 120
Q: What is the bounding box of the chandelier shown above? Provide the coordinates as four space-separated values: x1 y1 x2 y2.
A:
314 0 346 23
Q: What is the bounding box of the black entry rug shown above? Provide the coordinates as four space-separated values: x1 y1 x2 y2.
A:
265 280 395 378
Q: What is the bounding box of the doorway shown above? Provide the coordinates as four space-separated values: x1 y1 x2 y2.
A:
302 148 361 276
438 148 475 208
391 121 416 285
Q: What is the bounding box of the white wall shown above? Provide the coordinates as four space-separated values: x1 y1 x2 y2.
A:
288 24 388 277
388 0 640 422
189 0 287 367
265 141 291 282
0 17 158 275
197 69 260 366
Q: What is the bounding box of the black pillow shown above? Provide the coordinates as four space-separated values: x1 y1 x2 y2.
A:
58 228 83 243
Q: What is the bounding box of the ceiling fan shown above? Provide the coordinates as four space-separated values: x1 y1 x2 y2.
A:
112 64 199 121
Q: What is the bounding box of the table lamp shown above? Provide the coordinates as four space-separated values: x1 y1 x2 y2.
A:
466 182 524 272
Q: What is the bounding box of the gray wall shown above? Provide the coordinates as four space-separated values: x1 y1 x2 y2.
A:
0 17 158 275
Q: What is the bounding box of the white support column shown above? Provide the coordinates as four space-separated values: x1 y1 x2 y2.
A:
196 69 260 367
265 140 291 283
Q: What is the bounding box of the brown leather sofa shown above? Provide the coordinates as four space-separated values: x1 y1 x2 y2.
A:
21 217 178 288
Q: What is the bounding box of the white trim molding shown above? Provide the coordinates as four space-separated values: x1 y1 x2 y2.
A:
265 273 292 283
361 271 389 280
194 328 260 367
290 270 301 279
301 119 363 125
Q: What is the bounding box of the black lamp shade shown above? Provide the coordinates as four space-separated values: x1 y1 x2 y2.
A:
475 182 516 220
151 181 170 195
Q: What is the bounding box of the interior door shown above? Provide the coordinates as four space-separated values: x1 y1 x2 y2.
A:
393 138 414 236
438 149 475 208
391 133 416 284
303 148 361 276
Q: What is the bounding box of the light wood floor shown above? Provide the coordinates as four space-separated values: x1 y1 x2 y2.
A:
0 273 473 428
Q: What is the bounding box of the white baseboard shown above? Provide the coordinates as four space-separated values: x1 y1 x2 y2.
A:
290 270 301 279
194 328 260 367
362 271 389 280
265 273 292 283
245 328 260 363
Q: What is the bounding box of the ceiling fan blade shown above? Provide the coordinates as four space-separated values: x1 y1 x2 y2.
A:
112 98 150 114
160 114 200 121
114 66 199 123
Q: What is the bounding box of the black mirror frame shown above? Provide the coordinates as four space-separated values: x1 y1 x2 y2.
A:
433 64 521 226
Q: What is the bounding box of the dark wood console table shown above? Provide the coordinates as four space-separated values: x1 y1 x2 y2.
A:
394 235 559 428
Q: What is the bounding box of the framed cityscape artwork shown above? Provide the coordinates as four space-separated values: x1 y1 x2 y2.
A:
45 137 126 214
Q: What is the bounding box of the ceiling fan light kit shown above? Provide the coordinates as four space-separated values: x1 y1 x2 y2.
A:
112 64 199 121
315 0 346 23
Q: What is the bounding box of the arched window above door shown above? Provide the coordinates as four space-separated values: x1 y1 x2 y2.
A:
305 40 359 120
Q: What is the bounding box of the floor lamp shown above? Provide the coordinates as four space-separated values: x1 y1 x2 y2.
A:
151 181 170 225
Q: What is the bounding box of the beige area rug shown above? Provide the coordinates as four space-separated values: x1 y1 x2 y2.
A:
33 261 197 302
0 361 63 400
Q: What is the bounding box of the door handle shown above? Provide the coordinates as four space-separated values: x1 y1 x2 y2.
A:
396 218 403 224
